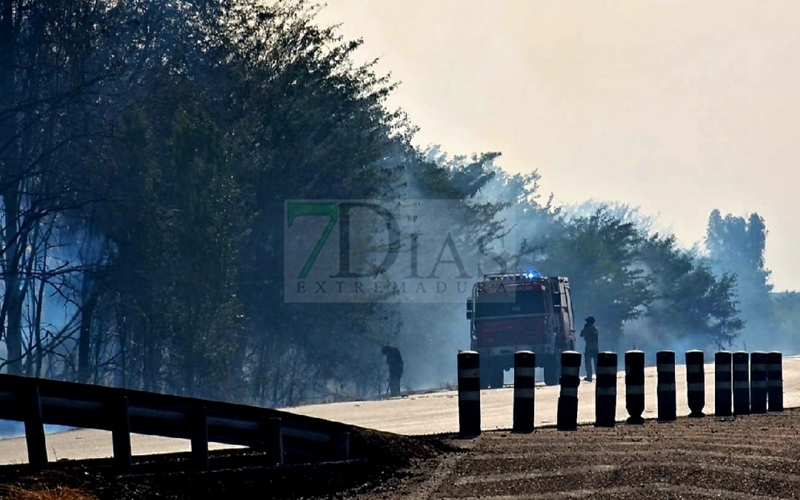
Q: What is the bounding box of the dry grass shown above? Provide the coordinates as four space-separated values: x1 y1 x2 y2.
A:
438 380 457 391
0 485 97 500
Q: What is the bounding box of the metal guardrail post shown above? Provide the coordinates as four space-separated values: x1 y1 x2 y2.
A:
625 350 645 425
25 380 48 470
595 352 617 427
333 431 350 461
112 396 132 473
191 406 209 471
685 350 705 418
750 351 768 414
557 351 581 431
513 350 536 433
767 351 784 412
656 350 676 422
715 351 732 417
457 351 481 437
264 417 283 465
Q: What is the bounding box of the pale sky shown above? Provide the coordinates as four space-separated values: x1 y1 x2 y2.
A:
316 1 800 292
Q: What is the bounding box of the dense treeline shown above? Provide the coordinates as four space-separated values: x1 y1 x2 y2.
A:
0 0 789 406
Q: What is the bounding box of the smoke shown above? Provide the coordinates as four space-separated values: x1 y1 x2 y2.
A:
560 199 668 237
0 221 109 433
363 149 526 391
386 155 796 393
702 210 799 356
620 313 719 367
392 303 465 391
768 292 800 355
732 302 800 355
0 222 101 435
381 151 488 391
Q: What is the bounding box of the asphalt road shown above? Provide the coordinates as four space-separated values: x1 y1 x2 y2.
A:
1 356 798 465
286 355 800 434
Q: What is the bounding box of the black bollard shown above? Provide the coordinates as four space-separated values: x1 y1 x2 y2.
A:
458 351 481 437
732 351 750 416
656 350 676 421
557 351 581 431
513 351 536 433
595 352 618 427
685 350 705 418
714 351 732 417
767 351 784 412
625 350 645 425
750 352 768 414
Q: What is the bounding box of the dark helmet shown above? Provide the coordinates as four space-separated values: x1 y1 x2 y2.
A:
585 316 595 324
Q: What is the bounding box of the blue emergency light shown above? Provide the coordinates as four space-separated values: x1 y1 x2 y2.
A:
485 269 543 281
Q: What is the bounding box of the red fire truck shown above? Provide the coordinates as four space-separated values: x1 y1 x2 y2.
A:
466 272 576 388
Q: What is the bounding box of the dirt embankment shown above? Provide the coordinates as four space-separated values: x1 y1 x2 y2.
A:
0 427 458 500
6 410 800 499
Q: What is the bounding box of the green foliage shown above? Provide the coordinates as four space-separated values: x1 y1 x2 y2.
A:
704 209 775 350
640 234 743 349
89 101 251 396
706 210 772 294
562 200 657 236
525 209 654 350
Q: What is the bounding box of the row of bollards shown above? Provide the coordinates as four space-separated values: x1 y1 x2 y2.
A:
457 349 784 437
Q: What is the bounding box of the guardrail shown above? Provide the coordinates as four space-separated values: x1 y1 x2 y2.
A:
0 374 352 473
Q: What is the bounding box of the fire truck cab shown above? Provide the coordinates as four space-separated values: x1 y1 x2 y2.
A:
465 272 576 388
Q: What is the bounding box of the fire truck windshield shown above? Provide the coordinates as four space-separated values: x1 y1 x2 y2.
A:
474 289 546 318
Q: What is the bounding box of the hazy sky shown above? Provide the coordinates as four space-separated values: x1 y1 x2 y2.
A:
316 1 800 291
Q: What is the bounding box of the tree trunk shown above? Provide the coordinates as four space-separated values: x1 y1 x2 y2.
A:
78 272 98 383
0 0 23 376
1 197 25 375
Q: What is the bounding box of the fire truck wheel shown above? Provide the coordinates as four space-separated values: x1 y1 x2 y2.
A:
480 360 504 389
543 356 559 386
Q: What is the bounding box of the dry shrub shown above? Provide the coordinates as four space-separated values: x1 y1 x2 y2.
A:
0 485 97 500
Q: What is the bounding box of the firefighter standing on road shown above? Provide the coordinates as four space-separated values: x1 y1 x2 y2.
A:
581 316 599 382
382 345 404 397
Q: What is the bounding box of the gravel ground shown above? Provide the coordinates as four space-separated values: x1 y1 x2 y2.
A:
354 408 800 500
4 410 800 499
